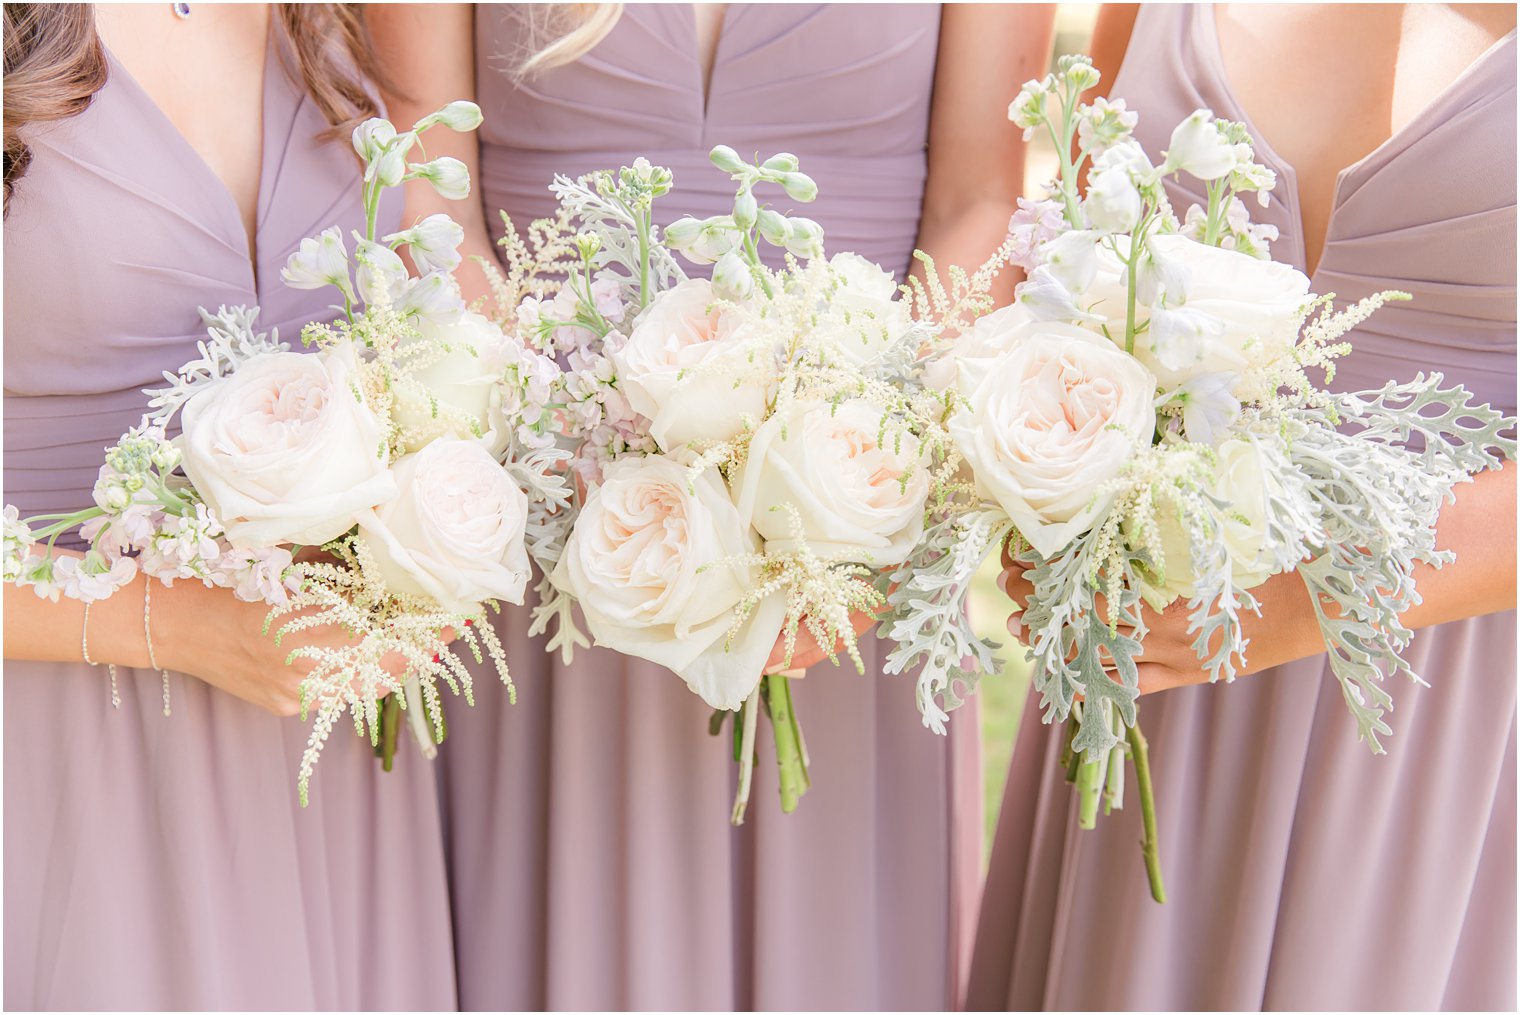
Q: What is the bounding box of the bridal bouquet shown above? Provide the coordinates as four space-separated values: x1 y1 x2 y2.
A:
3 103 553 803
483 148 1006 820
930 56 1516 899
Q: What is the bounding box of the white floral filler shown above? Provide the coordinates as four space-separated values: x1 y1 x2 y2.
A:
480 147 1013 822
922 56 1516 900
3 102 560 804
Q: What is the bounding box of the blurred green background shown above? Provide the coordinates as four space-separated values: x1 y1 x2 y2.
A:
970 4 1097 860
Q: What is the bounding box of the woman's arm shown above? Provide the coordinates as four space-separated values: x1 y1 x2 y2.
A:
369 3 500 304
1001 459 1518 693
5 550 416 716
1088 4 1141 102
912 4 1057 305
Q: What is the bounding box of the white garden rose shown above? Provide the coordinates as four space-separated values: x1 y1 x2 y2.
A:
178 345 395 548
613 278 775 453
393 310 511 456
1079 233 1310 393
357 439 531 613
553 455 787 710
949 322 1157 557
818 252 914 366
923 301 1038 392
1143 438 1285 605
734 399 929 566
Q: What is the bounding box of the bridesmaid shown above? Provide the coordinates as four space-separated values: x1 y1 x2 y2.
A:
969 4 1516 1010
371 3 1053 1009
3 4 455 1008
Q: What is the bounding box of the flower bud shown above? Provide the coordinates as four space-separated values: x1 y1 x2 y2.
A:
414 100 484 133
372 146 409 189
1163 110 1237 180
709 145 747 174
756 208 791 247
711 249 755 301
1061 55 1100 92
761 152 800 174
732 188 758 230
779 172 818 203
150 443 183 472
674 216 742 265
664 216 705 250
411 156 471 201
783 217 825 260
384 213 465 275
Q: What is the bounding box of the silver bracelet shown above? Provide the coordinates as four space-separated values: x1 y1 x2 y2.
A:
144 582 170 717
82 601 120 709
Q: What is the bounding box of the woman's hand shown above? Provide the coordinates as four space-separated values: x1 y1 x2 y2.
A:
150 580 432 717
764 608 881 675
997 462 1515 695
997 538 1325 695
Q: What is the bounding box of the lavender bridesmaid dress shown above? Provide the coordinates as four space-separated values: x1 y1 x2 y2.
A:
3 33 456 1010
967 7 1516 1010
438 5 982 1009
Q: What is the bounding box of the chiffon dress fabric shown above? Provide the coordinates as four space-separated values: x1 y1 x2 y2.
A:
2 33 457 1010
966 6 1517 1011
438 5 982 1010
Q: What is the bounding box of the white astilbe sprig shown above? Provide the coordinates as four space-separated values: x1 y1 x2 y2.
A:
719 502 886 676
903 243 1016 344
881 506 1013 732
267 534 513 804
144 306 287 426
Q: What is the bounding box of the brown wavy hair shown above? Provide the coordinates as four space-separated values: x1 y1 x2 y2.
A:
3 3 389 215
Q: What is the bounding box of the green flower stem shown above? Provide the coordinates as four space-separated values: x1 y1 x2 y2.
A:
377 695 401 772
1076 746 1106 829
765 672 810 813
743 231 775 299
1106 705 1130 814
636 208 653 310
1127 722 1167 903
1124 228 1142 356
1062 716 1081 783
730 685 762 825
27 508 105 543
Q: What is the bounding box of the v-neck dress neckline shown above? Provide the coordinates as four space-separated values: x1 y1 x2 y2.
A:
1195 3 1517 278
101 25 277 297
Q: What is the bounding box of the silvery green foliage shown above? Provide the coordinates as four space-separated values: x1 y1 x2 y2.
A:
144 306 286 426
1275 381 1516 750
548 162 687 299
881 508 1012 733
1016 535 1144 757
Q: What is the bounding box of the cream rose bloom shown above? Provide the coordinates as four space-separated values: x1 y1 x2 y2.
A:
1143 438 1284 606
177 345 395 548
733 398 929 566
1079 233 1310 392
818 253 914 367
358 438 530 613
553 454 786 710
949 322 1157 557
613 279 775 453
923 302 1038 392
393 310 511 456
